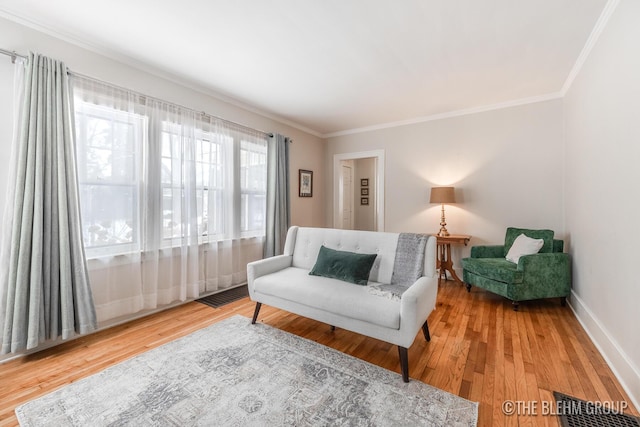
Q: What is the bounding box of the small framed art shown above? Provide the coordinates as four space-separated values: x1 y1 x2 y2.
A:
299 169 313 197
361 178 369 187
361 188 369 196
361 197 369 205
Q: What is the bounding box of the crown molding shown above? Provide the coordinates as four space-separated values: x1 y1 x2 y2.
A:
323 92 563 138
561 0 620 96
326 0 618 142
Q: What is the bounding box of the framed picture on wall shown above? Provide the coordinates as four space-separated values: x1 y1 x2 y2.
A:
361 188 369 196
361 178 369 187
299 169 313 197
361 197 369 205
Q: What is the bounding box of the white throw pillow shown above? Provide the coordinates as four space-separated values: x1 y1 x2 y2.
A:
505 233 544 263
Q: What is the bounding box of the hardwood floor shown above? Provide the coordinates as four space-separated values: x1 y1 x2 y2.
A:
0 281 637 426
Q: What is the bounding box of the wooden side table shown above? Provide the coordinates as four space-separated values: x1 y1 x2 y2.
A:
434 234 471 285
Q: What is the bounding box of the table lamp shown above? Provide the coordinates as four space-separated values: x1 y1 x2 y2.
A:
430 186 455 237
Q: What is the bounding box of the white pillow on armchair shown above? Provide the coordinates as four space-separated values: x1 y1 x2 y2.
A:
506 233 544 263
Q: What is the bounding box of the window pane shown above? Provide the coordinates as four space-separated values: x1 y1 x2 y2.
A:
161 157 172 183
84 115 111 149
240 139 267 233
197 189 208 236
162 187 183 240
81 114 136 183
241 193 266 233
79 184 136 248
114 120 135 151
161 133 172 158
84 147 112 181
207 189 223 236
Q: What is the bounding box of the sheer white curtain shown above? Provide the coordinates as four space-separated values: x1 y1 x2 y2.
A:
201 121 267 291
72 76 266 323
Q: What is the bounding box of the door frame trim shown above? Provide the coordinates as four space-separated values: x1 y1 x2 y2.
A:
333 150 385 231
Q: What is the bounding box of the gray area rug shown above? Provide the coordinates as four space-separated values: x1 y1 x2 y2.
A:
16 315 478 426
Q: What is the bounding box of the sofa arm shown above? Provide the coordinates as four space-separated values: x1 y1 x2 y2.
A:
470 245 504 258
400 276 438 338
517 252 571 294
247 255 293 293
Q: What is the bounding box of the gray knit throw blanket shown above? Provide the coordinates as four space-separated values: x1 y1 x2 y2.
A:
368 233 427 301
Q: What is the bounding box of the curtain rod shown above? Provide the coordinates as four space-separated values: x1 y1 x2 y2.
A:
0 48 27 63
70 70 276 139
0 48 285 140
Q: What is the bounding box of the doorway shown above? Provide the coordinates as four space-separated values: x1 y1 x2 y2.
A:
340 162 354 229
333 150 385 231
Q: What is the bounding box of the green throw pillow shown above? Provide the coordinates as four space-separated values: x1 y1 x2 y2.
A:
309 246 377 286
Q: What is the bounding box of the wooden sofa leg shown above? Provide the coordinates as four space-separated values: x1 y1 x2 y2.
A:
251 302 262 324
512 301 519 311
561 297 567 307
330 325 336 331
465 283 472 292
422 319 431 342
398 346 409 383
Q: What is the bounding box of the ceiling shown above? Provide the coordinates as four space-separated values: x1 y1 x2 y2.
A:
0 0 610 137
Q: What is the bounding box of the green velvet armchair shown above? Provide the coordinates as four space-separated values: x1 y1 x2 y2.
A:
461 227 571 311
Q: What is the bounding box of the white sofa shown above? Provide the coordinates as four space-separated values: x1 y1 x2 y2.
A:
247 226 438 382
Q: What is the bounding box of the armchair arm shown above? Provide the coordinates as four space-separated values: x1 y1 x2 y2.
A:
553 239 564 253
247 255 293 293
470 245 505 258
517 252 571 296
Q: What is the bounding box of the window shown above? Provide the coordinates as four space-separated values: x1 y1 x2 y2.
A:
160 124 231 243
75 102 145 257
73 89 268 258
240 139 267 236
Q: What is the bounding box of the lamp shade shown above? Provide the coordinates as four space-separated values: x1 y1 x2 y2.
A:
430 186 455 204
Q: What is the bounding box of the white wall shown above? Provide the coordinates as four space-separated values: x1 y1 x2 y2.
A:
0 16 326 230
564 0 640 407
325 99 565 267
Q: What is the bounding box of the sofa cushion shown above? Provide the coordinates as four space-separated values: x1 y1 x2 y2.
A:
309 246 377 285
505 234 544 263
461 257 524 284
291 227 400 284
505 227 554 254
253 267 401 329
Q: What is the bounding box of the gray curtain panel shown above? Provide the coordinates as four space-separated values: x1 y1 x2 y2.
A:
0 53 97 354
264 134 290 257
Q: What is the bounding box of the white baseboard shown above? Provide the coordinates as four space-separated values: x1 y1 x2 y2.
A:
568 290 640 411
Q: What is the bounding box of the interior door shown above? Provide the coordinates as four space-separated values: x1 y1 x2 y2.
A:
341 164 353 229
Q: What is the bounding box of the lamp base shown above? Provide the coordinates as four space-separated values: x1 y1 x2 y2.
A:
438 204 450 237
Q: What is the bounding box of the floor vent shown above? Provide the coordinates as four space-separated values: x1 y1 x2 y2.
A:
196 285 249 308
554 391 639 427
